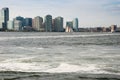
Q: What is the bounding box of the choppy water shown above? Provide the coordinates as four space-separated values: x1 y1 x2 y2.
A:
0 32 120 80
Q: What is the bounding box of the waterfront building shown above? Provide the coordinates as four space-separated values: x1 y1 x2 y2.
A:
14 16 24 30
14 20 22 31
0 7 9 30
44 15 52 32
102 27 107 32
96 27 103 32
54 17 64 32
73 18 79 32
66 21 73 29
52 19 55 31
111 25 117 33
66 21 73 32
116 27 120 32
7 20 14 30
32 19 35 29
65 26 73 32
33 16 44 31
24 18 32 27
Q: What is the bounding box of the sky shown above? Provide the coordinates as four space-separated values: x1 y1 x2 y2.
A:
0 0 120 27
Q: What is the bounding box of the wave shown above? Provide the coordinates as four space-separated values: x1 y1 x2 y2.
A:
17 47 44 52
45 63 96 73
0 61 109 74
0 33 120 41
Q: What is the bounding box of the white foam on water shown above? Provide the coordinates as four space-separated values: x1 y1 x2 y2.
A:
45 63 81 73
0 61 116 74
0 62 50 72
44 63 106 74
0 56 52 72
17 47 44 51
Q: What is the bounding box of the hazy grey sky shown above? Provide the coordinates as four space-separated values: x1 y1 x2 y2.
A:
0 0 120 27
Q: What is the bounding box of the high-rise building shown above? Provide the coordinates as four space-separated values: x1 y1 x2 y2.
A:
24 18 32 27
0 7 9 30
7 20 14 30
33 16 43 31
54 17 64 32
66 21 73 28
66 21 73 32
73 18 79 32
14 20 22 31
44 15 52 32
14 16 24 30
52 19 55 31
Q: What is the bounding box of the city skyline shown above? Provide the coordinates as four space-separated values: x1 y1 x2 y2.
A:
0 0 120 27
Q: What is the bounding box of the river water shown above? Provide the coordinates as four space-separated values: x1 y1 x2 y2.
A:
0 32 120 80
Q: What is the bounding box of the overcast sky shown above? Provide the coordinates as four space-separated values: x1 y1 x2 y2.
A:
0 0 120 27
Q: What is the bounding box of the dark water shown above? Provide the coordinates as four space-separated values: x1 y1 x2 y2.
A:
0 32 120 80
1 71 120 80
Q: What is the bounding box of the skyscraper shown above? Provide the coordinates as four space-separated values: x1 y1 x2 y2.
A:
73 18 79 32
44 15 52 32
54 17 64 32
33 16 43 31
0 7 9 30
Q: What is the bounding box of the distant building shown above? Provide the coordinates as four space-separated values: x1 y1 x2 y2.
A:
14 16 24 30
0 7 9 30
54 17 64 32
96 27 103 32
78 28 90 32
66 21 73 32
23 18 33 31
66 21 73 29
24 18 32 27
14 20 22 31
32 19 35 29
116 27 120 32
102 27 107 32
111 25 117 33
44 15 52 32
33 16 44 31
7 20 14 30
73 18 79 32
65 26 73 32
52 19 55 31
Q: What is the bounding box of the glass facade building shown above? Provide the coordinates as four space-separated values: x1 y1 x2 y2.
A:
15 16 24 28
0 7 9 30
73 18 79 32
44 15 52 32
54 17 64 32
24 18 32 27
66 21 73 28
